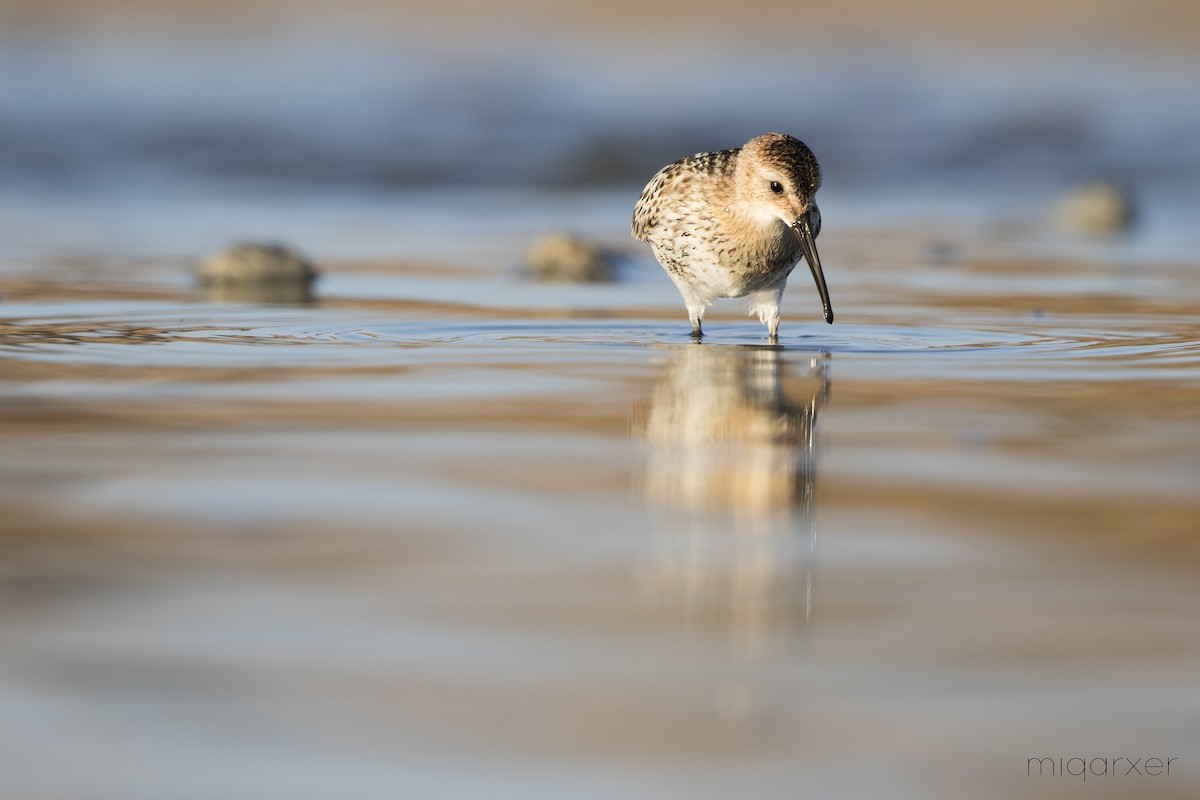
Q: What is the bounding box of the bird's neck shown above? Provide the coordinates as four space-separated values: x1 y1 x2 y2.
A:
723 199 786 238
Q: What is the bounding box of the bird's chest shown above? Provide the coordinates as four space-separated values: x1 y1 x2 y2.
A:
659 218 798 296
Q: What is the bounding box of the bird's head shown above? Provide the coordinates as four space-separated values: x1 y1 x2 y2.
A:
737 132 822 229
736 133 833 324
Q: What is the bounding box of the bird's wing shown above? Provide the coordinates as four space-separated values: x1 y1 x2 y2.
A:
632 149 737 242
631 162 680 241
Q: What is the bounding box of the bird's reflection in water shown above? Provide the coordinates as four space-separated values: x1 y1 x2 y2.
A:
632 344 828 724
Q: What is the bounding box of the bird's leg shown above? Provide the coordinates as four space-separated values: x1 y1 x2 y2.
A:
749 285 784 340
687 306 705 339
766 314 780 341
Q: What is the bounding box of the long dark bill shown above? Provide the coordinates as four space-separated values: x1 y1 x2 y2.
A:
792 217 834 324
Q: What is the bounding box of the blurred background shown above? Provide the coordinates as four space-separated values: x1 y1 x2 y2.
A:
2 0 1199 261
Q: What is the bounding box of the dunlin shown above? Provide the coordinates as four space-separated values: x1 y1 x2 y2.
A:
632 133 833 338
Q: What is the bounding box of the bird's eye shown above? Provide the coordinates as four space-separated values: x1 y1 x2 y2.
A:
769 181 784 194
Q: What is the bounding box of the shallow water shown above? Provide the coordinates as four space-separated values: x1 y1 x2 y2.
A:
3 197 1199 798
2 28 1200 800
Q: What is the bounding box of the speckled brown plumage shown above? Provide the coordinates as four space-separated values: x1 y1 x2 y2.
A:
632 133 833 339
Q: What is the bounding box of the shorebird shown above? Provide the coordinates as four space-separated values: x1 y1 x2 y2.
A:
632 133 833 339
